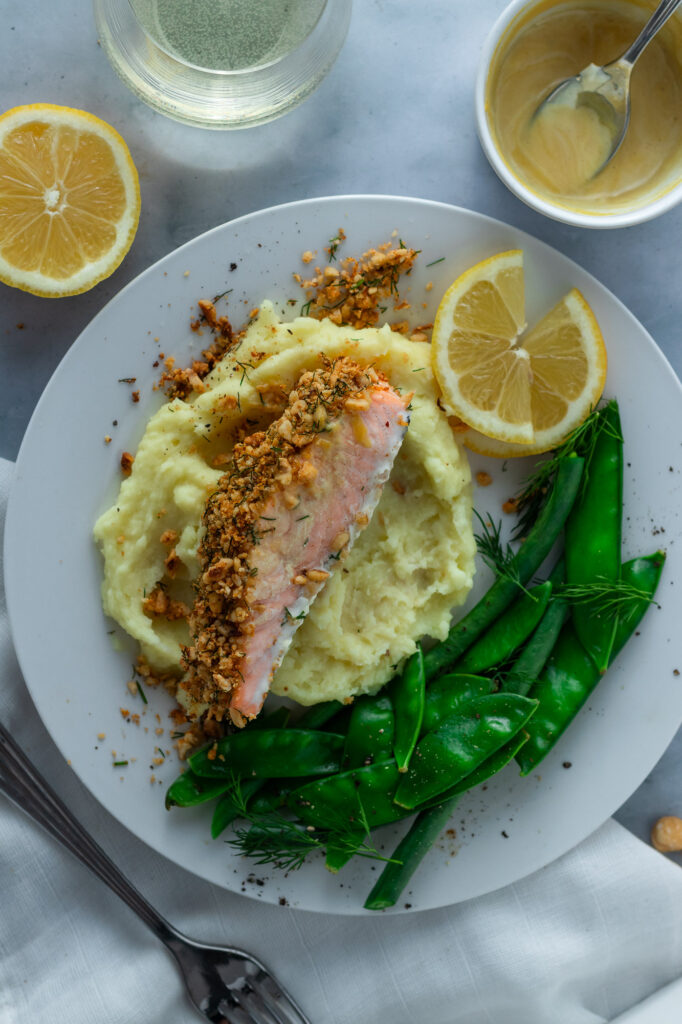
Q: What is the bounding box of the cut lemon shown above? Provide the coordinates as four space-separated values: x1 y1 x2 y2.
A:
0 104 140 297
431 250 607 451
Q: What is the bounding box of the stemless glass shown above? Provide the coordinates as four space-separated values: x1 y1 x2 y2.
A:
93 0 352 129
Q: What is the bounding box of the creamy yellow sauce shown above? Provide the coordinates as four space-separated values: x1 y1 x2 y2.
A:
487 0 682 212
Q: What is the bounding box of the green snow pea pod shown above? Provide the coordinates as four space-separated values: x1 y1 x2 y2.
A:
517 550 665 775
455 581 553 675
250 706 291 730
421 673 495 735
289 760 403 830
423 454 584 680
365 727 533 909
364 796 460 910
296 701 344 730
342 693 395 770
420 729 530 808
165 769 235 809
391 645 425 772
189 729 345 780
395 693 539 809
325 835 363 874
564 400 623 674
502 562 568 696
211 777 264 839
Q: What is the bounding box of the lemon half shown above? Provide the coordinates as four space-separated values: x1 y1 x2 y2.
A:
0 104 140 297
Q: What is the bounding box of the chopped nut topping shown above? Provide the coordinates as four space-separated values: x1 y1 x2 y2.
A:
181 358 389 722
305 569 330 583
142 585 190 621
295 237 419 332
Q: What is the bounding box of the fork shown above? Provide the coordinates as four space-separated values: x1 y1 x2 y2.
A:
0 720 312 1024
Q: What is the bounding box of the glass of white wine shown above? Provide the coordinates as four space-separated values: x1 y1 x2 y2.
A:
93 0 352 129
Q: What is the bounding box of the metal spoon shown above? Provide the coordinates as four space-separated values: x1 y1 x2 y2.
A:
533 0 682 176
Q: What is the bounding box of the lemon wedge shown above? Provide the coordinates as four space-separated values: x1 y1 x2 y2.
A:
431 250 607 452
0 104 140 297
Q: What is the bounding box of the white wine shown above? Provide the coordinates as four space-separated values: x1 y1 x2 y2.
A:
95 0 351 129
129 0 327 72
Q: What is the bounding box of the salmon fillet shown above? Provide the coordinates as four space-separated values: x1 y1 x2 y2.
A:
181 357 409 727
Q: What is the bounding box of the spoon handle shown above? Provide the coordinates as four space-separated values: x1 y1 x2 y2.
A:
621 0 682 66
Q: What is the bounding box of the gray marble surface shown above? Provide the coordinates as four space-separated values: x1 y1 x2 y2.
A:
1 0 680 860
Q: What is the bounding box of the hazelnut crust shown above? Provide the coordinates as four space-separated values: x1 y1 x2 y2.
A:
180 357 392 723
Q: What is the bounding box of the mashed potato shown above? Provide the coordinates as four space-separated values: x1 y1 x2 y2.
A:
94 303 475 706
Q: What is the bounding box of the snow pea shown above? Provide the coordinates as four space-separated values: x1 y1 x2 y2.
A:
289 760 404 830
502 562 568 696
395 693 539 809
251 705 291 730
165 769 235 809
420 730 530 807
296 701 344 730
365 723 532 909
517 550 665 775
342 693 395 770
421 673 495 735
391 645 425 772
455 581 553 675
423 454 584 680
325 836 362 874
211 778 264 839
364 795 460 911
189 729 345 780
564 400 623 674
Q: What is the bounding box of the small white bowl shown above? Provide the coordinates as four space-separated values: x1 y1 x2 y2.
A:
475 0 682 228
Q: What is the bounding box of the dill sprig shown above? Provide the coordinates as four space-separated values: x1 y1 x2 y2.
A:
474 510 533 596
327 233 343 262
227 811 400 871
556 577 656 618
225 783 400 871
512 402 621 540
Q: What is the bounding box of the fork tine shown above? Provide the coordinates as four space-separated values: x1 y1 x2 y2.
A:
216 995 256 1024
251 974 312 1024
237 989 282 1024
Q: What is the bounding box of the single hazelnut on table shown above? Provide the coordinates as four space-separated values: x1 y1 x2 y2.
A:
651 816 682 853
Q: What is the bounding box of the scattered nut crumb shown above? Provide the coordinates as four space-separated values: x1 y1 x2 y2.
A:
476 471 493 487
651 816 682 852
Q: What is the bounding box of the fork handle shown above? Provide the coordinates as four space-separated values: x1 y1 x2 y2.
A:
621 0 682 66
0 720 180 947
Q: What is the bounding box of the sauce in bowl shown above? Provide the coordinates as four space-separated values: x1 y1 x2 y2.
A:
486 0 682 213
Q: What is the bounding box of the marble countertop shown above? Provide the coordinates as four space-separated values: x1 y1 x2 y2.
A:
1 0 680 862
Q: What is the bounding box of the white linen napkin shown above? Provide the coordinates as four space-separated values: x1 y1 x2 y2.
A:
1 454 681 1024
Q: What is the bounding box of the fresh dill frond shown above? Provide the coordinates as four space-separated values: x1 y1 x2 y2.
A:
474 510 531 595
327 233 343 262
226 803 401 872
512 402 621 539
229 815 324 871
556 577 655 618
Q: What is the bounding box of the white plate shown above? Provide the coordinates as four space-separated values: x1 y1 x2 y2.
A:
5 195 682 915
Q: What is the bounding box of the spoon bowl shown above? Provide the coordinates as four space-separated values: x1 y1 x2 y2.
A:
532 0 682 177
